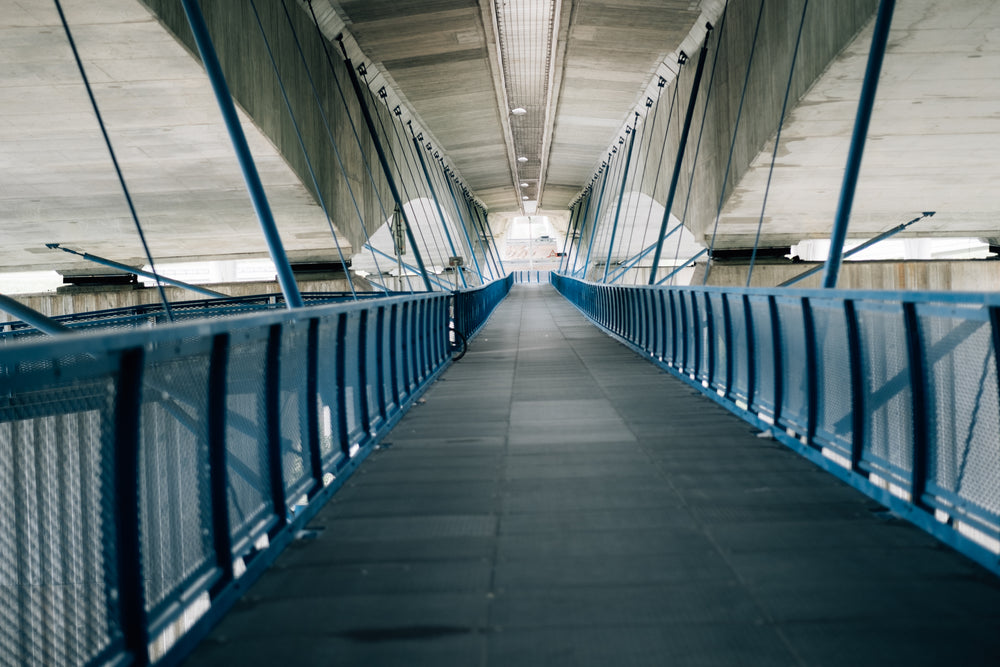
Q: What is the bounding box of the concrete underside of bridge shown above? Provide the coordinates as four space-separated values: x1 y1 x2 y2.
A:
1 0 999 296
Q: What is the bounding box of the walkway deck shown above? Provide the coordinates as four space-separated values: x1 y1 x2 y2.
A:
186 285 1000 666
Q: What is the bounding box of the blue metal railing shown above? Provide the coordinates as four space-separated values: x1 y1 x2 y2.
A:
0 292 383 342
553 272 1000 576
0 282 510 666
512 270 550 285
453 273 514 340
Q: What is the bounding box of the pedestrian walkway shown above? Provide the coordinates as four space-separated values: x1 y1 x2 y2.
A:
185 285 1000 666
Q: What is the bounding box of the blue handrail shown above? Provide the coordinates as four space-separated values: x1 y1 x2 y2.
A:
553 272 1000 577
0 283 510 666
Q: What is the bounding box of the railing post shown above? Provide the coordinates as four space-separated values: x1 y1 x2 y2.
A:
769 295 783 423
358 310 371 436
802 298 819 444
704 293 715 384
649 24 713 285
179 0 303 308
375 306 388 423
207 335 235 587
305 321 323 488
722 294 734 397
903 301 928 504
844 300 865 469
821 0 896 288
743 295 756 408
113 346 149 665
335 313 350 459
265 325 288 522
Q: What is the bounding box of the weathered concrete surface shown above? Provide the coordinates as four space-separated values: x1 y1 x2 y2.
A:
183 285 1000 666
711 0 1000 249
0 0 351 273
693 259 1000 291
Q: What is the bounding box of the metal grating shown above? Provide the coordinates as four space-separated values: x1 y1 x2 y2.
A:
776 298 809 434
857 305 913 483
811 302 853 454
0 373 119 667
139 343 215 621
493 0 559 205
225 333 274 553
920 309 1000 519
279 320 313 503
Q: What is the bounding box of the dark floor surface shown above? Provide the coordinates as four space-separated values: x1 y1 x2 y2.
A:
186 285 1000 666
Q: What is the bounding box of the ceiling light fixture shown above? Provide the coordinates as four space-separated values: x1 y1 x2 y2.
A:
517 156 528 162
510 107 527 115
520 182 529 187
522 196 529 200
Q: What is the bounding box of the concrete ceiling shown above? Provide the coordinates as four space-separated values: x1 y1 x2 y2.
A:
715 0 1000 249
324 0 704 212
0 0 346 274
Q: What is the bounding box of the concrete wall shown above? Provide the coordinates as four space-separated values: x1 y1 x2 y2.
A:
141 0 492 280
586 0 877 251
694 260 1000 292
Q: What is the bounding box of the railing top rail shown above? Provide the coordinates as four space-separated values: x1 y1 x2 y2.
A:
451 272 513 296
0 291 445 360
552 271 1000 308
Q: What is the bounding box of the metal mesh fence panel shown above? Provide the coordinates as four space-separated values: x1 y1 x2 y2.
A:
364 309 382 431
316 316 345 471
279 320 313 503
811 301 853 456
856 303 913 485
343 311 364 446
0 363 120 667
728 297 751 403
225 331 275 553
919 307 1000 523
696 294 712 382
776 297 809 434
709 293 728 393
749 296 776 416
139 340 215 625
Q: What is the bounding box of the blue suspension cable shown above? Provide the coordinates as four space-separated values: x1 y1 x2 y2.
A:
362 81 448 283
278 0 390 293
612 99 657 283
668 0 730 286
304 0 411 292
702 0 766 285
747 0 810 287
250 0 357 300
633 71 681 283
54 0 174 321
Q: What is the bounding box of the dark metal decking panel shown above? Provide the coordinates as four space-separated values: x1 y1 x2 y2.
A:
185 285 1000 666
